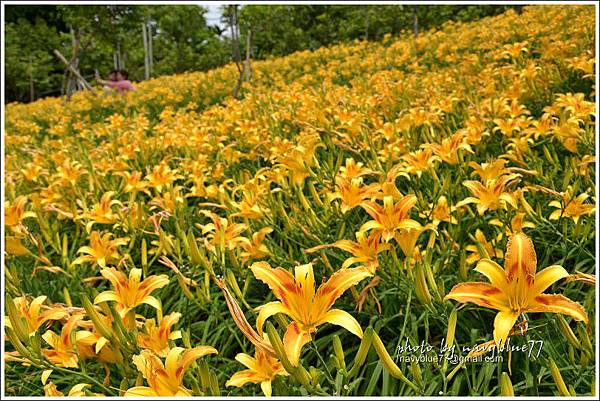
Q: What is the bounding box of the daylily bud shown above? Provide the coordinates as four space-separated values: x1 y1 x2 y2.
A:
415 263 432 305
410 360 423 386
423 260 440 301
446 308 457 348
81 294 114 343
309 366 323 386
141 239 148 275
6 326 33 361
576 324 593 354
119 378 129 396
556 316 580 350
500 372 514 396
549 357 570 396
226 270 244 301
542 145 555 164
348 326 374 378
265 321 310 387
372 331 420 393
307 180 324 208
209 370 220 395
63 287 73 307
61 234 68 260
5 296 29 342
187 230 203 266
332 334 346 370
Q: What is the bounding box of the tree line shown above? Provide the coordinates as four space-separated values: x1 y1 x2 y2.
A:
4 4 518 103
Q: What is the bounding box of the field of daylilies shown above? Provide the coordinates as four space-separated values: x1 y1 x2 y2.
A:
3 5 597 397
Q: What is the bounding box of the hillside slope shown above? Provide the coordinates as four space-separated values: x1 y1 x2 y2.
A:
4 5 596 397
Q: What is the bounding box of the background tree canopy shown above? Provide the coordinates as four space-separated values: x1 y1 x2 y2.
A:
4 4 517 104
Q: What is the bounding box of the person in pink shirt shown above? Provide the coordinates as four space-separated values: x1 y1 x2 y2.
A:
96 69 136 93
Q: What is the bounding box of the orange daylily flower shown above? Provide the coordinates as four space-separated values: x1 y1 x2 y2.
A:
458 174 520 215
226 349 289 397
329 176 380 214
71 231 129 269
420 195 458 227
465 229 504 265
42 315 84 368
6 296 68 335
94 267 169 313
338 158 376 179
198 211 248 253
359 195 422 242
78 191 122 232
125 347 218 396
4 196 36 234
137 312 183 357
240 227 273 263
428 132 473 165
306 231 389 274
445 233 588 347
250 261 371 366
548 189 595 224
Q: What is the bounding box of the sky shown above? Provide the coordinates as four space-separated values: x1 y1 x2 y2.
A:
203 4 228 33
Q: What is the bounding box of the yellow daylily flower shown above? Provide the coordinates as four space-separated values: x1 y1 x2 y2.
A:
359 195 422 242
6 296 68 336
94 267 169 313
428 132 473 165
4 196 36 234
306 231 389 274
338 157 376 179
198 211 248 253
420 195 458 227
125 347 217 396
71 231 129 269
42 315 83 368
250 261 371 366
548 190 595 224
78 191 122 232
240 227 273 263
465 229 504 265
445 233 588 347
458 174 520 215
329 176 380 214
226 349 289 397
137 312 183 357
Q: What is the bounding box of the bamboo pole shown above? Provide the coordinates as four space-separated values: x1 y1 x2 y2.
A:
148 23 153 76
142 22 149 80
53 49 97 96
28 55 34 102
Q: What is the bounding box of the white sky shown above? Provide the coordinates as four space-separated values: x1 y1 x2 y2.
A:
203 4 228 31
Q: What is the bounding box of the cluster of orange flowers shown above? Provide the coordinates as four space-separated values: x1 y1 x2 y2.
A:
4 5 596 397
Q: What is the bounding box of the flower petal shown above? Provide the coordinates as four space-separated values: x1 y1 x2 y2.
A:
504 233 536 286
256 301 289 335
226 370 260 387
124 386 160 397
314 267 372 314
283 322 312 366
234 353 259 371
94 290 119 305
250 261 298 305
493 310 519 348
530 265 569 297
261 380 273 397
444 282 509 310
474 259 508 289
316 308 363 338
294 263 315 301
527 294 588 323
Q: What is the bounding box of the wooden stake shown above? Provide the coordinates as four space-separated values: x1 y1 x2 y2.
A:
53 49 97 96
